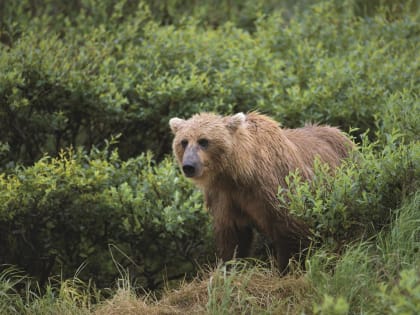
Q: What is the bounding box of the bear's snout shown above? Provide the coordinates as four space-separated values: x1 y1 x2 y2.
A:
182 164 197 177
182 146 203 178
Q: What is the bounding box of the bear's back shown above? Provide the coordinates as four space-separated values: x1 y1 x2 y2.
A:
283 125 353 169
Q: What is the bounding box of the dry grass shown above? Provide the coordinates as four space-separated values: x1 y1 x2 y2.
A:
93 289 175 315
93 262 312 315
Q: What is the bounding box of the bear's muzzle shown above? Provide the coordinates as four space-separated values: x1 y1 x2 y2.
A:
182 146 203 178
182 164 197 177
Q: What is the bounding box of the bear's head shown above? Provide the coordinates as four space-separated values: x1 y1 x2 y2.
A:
169 112 246 184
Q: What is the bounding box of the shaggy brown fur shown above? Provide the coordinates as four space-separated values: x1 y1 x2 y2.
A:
169 112 353 271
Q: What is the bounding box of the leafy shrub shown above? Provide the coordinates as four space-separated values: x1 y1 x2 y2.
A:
313 295 349 315
281 134 419 246
255 1 419 137
0 145 212 289
1 0 418 166
376 268 420 315
377 91 420 144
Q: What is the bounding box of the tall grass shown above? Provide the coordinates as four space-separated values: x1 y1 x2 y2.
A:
0 267 99 315
377 193 420 275
205 260 310 314
308 192 420 314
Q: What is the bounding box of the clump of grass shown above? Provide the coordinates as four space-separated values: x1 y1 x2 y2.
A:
376 193 420 277
94 260 311 315
27 276 99 315
205 260 310 315
93 289 176 315
307 241 377 312
0 266 29 314
0 266 99 315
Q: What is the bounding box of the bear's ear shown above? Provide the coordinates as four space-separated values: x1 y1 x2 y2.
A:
169 117 186 134
226 112 246 132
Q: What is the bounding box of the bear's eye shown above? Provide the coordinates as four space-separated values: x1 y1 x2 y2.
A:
180 139 188 149
198 138 209 149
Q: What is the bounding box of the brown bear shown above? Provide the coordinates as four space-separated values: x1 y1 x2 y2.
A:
169 112 353 271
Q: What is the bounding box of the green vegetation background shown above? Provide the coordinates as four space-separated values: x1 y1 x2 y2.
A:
0 0 419 313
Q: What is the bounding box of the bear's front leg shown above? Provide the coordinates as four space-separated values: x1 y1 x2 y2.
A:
206 190 253 262
214 223 253 261
274 237 294 273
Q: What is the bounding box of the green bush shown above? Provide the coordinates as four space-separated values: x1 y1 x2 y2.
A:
1 0 418 165
255 1 419 137
377 268 420 315
313 295 349 315
281 134 419 246
0 145 212 289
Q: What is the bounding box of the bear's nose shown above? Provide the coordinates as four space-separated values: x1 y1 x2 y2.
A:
182 164 196 177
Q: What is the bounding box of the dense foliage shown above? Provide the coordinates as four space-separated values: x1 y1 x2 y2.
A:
0 0 418 305
1 0 418 165
0 146 212 289
283 134 419 246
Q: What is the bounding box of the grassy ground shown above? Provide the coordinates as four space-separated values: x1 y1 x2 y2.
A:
1 193 418 315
